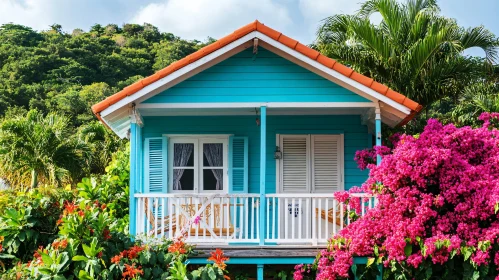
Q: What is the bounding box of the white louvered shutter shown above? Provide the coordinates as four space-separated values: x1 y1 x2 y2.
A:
144 137 167 193
311 135 343 192
280 135 309 193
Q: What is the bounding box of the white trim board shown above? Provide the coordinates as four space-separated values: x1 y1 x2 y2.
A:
137 102 375 109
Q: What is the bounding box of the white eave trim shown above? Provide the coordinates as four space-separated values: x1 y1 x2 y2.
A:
100 31 259 118
100 30 413 123
137 102 375 109
255 32 411 115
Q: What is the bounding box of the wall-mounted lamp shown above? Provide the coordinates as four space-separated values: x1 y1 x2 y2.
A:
274 146 282 159
255 108 260 126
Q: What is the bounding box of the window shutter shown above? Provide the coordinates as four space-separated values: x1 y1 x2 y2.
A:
280 135 309 193
144 137 168 193
311 135 343 192
229 136 248 193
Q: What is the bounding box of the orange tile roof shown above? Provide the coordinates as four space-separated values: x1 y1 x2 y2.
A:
92 20 422 125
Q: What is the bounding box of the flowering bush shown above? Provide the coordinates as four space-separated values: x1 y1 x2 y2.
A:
310 114 499 279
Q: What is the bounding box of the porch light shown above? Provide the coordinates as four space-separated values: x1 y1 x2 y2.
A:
274 146 282 159
255 108 260 126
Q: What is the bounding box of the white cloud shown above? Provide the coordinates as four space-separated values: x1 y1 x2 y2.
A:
131 0 293 40
0 0 151 32
298 0 361 42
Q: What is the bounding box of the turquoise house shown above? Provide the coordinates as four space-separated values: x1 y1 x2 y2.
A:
92 21 421 278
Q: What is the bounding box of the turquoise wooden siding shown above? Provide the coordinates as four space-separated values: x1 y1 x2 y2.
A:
143 48 370 104
141 115 370 192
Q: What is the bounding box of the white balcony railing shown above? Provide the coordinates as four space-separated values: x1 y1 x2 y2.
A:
134 193 376 246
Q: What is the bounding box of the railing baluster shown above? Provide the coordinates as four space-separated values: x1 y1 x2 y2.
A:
272 197 276 240
277 197 281 240
291 198 296 239
226 197 230 240
238 197 243 239
312 197 317 245
298 198 303 240
305 197 311 239
318 198 322 241
256 197 259 240
266 197 270 240
168 198 173 239
284 198 288 240
325 198 329 242
245 197 249 240
333 199 337 234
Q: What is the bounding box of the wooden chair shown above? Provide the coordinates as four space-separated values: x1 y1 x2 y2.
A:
143 198 238 237
315 204 343 227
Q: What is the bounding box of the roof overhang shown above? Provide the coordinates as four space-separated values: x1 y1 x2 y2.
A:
93 22 422 138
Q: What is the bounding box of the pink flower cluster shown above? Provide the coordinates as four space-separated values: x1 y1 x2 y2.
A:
314 114 499 279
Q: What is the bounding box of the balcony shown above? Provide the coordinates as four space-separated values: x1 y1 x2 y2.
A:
134 193 376 246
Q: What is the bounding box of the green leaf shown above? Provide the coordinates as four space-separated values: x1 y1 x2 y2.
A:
72 255 89 262
367 257 375 267
82 244 92 257
404 244 413 256
41 252 54 266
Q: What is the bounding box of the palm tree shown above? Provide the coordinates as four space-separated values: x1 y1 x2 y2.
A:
316 0 498 107
449 82 499 126
0 110 90 188
77 121 124 174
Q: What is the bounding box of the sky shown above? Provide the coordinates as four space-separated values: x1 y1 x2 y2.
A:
0 0 497 57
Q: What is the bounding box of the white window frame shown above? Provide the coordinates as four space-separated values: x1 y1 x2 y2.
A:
166 135 229 194
276 134 344 194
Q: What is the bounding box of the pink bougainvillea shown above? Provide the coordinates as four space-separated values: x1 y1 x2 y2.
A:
313 113 499 279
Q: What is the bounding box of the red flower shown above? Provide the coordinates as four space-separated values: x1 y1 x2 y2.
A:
168 240 187 254
97 251 103 258
103 229 112 240
101 204 107 210
78 210 85 217
56 217 63 225
122 264 144 280
208 248 229 270
0 244 3 252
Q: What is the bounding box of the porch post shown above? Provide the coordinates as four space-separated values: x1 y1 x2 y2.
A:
257 264 264 280
129 123 142 237
375 106 382 164
259 106 267 246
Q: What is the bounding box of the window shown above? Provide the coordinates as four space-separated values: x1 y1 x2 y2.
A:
168 136 228 193
277 134 344 193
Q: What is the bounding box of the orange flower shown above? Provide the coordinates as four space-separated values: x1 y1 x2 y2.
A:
168 240 187 254
64 202 77 214
208 248 229 270
122 263 144 280
111 254 122 264
78 210 85 217
126 246 144 259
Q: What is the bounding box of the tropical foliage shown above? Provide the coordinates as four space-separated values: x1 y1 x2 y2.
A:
316 0 498 125
295 113 499 279
0 147 229 280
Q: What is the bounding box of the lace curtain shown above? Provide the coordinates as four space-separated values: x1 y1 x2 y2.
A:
203 144 223 190
173 144 193 190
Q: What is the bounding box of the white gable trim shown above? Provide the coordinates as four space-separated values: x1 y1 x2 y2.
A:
101 31 412 118
100 32 259 118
